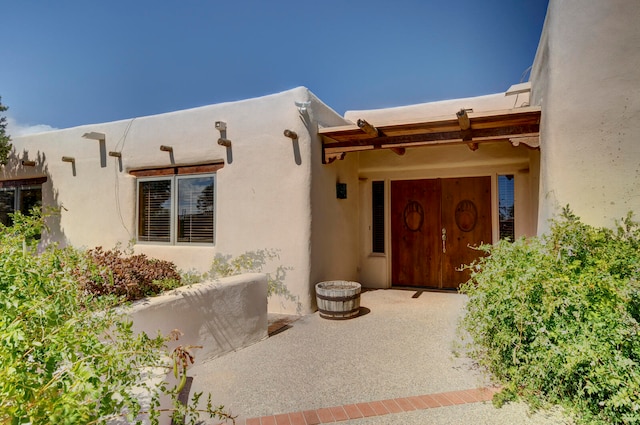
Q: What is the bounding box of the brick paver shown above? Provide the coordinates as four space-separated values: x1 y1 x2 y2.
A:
236 386 499 425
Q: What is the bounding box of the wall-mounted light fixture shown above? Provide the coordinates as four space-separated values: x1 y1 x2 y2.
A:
108 151 122 158
160 145 173 152
82 132 106 141
215 121 227 131
283 129 298 139
336 182 347 199
295 101 310 114
21 160 36 167
217 138 232 147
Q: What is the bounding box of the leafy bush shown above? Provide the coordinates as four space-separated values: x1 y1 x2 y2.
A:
0 210 233 424
460 207 640 424
74 246 182 302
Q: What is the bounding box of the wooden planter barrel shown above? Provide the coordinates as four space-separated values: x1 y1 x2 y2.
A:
315 281 361 320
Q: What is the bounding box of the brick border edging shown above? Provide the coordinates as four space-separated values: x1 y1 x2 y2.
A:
237 386 501 425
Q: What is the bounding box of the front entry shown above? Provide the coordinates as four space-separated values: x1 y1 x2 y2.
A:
391 177 492 289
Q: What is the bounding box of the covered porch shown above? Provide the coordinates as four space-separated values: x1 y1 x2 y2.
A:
319 90 541 290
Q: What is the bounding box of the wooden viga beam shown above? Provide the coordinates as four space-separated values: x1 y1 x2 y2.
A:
356 119 405 156
356 119 379 137
456 109 478 151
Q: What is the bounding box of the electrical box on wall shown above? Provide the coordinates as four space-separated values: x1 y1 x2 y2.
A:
336 183 347 199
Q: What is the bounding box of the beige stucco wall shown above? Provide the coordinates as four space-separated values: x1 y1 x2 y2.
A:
126 273 268 363
308 98 360 308
344 93 540 288
531 0 640 231
3 87 350 314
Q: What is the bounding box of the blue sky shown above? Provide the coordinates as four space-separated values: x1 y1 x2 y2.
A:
2 1 548 133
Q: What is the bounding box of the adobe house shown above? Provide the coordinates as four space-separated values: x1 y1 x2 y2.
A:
2 0 638 314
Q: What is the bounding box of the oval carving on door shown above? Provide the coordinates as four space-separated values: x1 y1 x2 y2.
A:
403 200 424 232
455 199 478 232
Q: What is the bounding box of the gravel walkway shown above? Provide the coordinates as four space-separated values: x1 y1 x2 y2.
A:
189 289 569 424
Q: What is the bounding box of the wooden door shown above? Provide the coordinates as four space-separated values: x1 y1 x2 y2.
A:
440 177 492 288
391 179 441 286
391 177 492 289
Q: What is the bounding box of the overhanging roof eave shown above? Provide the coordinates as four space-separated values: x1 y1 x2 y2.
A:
319 106 541 164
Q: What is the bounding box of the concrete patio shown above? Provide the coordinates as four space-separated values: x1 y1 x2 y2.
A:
189 289 568 424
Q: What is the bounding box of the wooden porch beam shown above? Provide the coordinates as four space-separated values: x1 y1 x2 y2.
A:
323 124 539 149
456 109 471 131
357 119 381 137
456 109 477 151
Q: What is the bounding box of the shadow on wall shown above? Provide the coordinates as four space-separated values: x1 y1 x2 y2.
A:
207 249 302 314
2 149 68 248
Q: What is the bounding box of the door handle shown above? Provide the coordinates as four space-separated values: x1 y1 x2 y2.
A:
442 228 447 253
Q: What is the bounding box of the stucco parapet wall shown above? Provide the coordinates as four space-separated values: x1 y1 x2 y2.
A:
343 91 531 124
125 273 268 364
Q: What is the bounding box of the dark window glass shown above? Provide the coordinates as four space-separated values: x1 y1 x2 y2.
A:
372 181 385 253
0 189 16 227
498 175 515 240
177 176 214 243
138 180 172 243
20 186 42 215
0 186 42 227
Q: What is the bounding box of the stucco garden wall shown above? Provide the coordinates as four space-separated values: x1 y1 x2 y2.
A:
126 273 268 363
2 87 349 315
531 0 640 231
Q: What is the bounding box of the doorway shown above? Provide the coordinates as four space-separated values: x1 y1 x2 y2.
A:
391 176 492 289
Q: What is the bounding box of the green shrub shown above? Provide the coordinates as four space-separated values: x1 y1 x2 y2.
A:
0 210 233 424
73 246 182 302
460 207 640 424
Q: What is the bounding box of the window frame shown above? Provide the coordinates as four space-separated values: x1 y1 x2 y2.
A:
0 179 44 227
497 174 515 241
136 173 216 246
371 180 385 254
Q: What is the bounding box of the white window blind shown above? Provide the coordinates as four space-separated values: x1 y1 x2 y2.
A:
138 180 172 243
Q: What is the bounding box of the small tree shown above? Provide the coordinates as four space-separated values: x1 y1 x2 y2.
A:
0 96 13 165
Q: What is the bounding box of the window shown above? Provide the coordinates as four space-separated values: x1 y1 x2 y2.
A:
372 181 385 253
137 174 215 244
0 178 44 227
498 174 515 240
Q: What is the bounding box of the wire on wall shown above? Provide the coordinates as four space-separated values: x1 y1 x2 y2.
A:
113 118 136 240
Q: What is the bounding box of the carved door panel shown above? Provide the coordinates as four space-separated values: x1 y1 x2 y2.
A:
391 179 440 286
391 177 492 289
440 177 492 289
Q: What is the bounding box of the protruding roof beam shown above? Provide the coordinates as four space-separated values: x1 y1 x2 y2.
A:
357 119 381 137
456 109 477 150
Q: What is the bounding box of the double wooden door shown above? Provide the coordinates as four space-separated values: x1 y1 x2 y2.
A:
391 177 492 289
